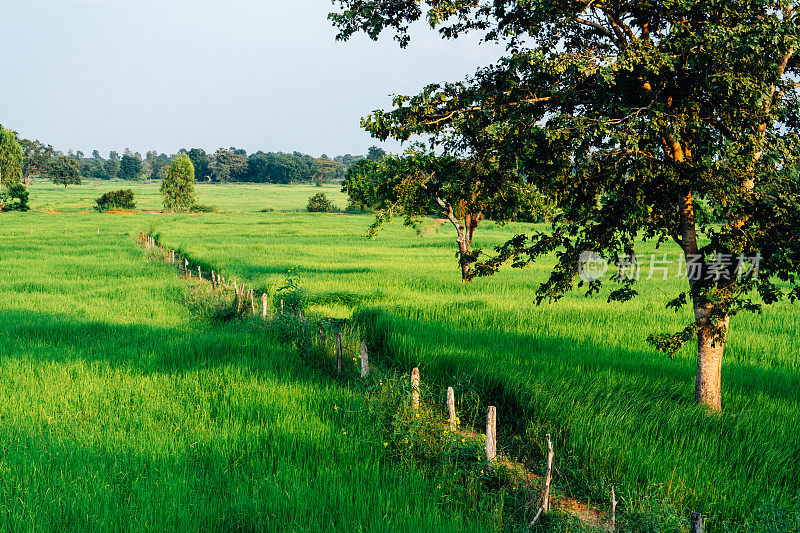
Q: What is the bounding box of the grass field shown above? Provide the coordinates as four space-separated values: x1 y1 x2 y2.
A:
3 179 799 531
0 209 503 532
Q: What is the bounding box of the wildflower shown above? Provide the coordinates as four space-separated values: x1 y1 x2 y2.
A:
415 414 420 419
383 442 388 447
334 405 338 411
461 438 466 443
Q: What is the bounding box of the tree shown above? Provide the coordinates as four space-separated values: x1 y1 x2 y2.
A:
20 139 54 187
210 147 248 182
0 127 23 188
346 149 529 280
119 154 143 180
161 154 196 212
51 156 81 189
104 158 120 179
366 146 386 162
187 148 211 182
331 0 800 411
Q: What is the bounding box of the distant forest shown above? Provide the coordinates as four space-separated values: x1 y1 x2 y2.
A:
18 137 388 185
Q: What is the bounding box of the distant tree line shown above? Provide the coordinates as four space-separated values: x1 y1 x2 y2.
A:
11 138 375 186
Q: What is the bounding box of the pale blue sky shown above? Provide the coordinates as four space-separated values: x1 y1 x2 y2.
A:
1 0 502 157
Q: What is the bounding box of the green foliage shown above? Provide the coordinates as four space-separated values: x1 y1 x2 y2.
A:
0 127 23 188
306 192 337 212
50 156 81 188
94 189 136 212
119 153 143 181
273 270 306 314
330 0 800 399
19 138 54 183
189 203 218 213
161 154 196 212
0 184 29 212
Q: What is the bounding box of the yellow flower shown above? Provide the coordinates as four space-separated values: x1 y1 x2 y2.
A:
383 442 388 446
334 405 338 411
415 414 420 419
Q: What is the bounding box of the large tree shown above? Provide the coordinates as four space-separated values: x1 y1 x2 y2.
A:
331 0 800 411
20 138 54 187
51 156 81 189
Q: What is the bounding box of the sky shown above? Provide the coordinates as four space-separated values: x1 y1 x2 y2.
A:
0 0 503 158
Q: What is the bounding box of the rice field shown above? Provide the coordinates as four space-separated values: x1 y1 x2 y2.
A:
0 209 499 532
4 179 800 531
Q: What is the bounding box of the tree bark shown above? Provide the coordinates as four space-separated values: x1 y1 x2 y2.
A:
693 303 728 412
678 187 727 412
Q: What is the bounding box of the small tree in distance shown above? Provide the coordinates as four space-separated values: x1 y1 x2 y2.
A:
51 157 81 189
306 193 337 212
161 154 196 212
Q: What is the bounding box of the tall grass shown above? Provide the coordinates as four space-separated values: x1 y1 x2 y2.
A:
0 212 498 532
146 204 799 531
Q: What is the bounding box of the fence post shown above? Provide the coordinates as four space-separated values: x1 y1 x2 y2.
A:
197 266 202 280
336 332 343 375
262 293 269 318
360 342 369 377
690 513 704 533
543 433 554 512
486 406 497 463
447 387 456 430
411 368 420 410
611 485 617 533
280 299 284 315
250 289 256 314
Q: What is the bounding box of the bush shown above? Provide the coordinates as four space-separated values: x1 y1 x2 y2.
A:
1 184 29 212
95 189 136 212
189 203 217 213
306 192 337 212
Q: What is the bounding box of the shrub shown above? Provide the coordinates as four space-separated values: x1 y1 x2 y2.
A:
1 184 29 212
189 203 217 213
306 192 337 212
95 189 136 212
161 155 196 212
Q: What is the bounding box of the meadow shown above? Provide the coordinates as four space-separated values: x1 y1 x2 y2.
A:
4 178 799 531
0 208 501 531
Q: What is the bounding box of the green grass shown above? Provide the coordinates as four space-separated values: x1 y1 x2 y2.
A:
0 211 499 532
141 202 799 531
28 178 348 213
5 180 800 531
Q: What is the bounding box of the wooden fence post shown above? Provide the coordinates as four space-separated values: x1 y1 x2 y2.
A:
611 485 617 533
197 266 202 280
360 342 369 377
262 293 269 318
411 368 420 410
690 513 704 533
486 406 497 463
211 270 216 289
250 289 256 314
447 387 456 430
280 299 284 315
336 332 343 375
543 433 554 512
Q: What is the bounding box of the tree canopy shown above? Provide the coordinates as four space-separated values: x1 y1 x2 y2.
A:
50 156 81 189
331 0 800 411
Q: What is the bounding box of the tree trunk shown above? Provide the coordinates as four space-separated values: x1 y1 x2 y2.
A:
694 304 729 412
458 239 472 281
